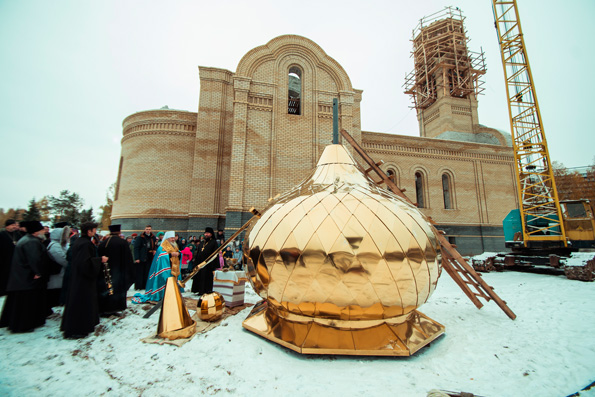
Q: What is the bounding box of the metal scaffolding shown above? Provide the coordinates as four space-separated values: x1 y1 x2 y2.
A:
404 7 486 110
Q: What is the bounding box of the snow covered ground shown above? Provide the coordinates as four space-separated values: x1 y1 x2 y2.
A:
1 270 594 397
565 252 595 267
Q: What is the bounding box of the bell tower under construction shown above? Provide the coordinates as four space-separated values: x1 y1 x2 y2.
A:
404 7 490 141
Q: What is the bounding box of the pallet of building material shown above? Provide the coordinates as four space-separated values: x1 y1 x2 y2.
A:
472 256 495 272
564 257 595 281
472 256 507 272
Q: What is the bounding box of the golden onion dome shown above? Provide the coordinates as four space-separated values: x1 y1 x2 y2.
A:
197 292 225 322
244 144 441 321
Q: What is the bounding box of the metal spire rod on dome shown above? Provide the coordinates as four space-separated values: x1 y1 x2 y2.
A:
332 98 339 144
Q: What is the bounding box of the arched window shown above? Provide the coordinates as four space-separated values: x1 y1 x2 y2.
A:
387 169 396 182
442 173 453 209
415 172 425 208
384 166 400 187
288 66 301 115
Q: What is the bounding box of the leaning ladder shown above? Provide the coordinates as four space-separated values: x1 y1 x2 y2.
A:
340 129 516 320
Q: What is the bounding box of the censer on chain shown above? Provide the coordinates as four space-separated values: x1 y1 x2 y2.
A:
102 260 114 296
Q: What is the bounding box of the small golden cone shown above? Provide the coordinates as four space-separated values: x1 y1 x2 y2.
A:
157 277 196 340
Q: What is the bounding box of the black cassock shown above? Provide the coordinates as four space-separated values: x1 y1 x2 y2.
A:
191 238 219 294
61 236 101 338
0 233 48 332
0 230 22 296
97 234 134 314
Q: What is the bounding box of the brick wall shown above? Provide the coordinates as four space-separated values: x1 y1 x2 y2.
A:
112 35 518 254
112 109 197 221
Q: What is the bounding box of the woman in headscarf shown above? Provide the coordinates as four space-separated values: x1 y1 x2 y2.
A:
47 226 71 309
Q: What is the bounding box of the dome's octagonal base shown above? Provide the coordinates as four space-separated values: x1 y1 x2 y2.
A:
242 301 445 356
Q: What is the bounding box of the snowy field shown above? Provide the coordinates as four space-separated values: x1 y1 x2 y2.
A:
1 270 594 397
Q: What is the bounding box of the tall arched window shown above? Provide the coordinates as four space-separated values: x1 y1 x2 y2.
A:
288 66 302 115
442 173 453 209
415 172 425 208
387 169 396 182
384 166 400 187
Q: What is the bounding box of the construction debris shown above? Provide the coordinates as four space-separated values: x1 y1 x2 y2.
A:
472 252 595 281
564 255 595 281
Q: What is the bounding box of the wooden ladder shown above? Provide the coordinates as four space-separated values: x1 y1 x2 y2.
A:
340 129 516 320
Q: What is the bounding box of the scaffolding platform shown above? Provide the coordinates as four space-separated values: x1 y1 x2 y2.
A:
403 6 486 110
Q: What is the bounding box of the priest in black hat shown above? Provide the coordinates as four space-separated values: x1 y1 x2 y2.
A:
61 221 107 338
96 224 135 315
0 220 50 332
191 227 219 294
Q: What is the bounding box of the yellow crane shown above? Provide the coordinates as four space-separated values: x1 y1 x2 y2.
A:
492 0 568 249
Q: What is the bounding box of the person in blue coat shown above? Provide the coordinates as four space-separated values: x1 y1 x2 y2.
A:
132 231 181 304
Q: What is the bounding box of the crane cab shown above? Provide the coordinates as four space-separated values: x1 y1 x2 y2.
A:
560 200 595 248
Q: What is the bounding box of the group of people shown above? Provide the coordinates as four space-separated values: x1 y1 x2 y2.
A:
0 220 123 337
130 226 237 304
0 219 244 338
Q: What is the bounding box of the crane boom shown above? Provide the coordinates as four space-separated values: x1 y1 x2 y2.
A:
492 0 567 248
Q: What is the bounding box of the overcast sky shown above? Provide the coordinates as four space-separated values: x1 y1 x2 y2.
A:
1 0 593 214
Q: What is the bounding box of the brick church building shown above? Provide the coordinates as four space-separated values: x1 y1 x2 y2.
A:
111 30 517 255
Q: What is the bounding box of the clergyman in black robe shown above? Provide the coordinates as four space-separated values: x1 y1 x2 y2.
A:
133 226 157 290
0 221 49 333
97 224 134 315
0 219 23 296
61 222 106 338
191 227 219 295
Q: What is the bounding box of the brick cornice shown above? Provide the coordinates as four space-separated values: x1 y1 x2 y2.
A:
121 130 195 143
111 213 190 219
362 131 513 161
365 145 512 163
123 120 197 136
198 66 233 84
233 76 252 92
187 212 226 217
247 105 273 112
122 109 196 126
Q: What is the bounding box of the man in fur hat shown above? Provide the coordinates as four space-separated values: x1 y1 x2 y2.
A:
97 224 135 315
132 231 181 304
191 227 219 295
0 221 49 332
